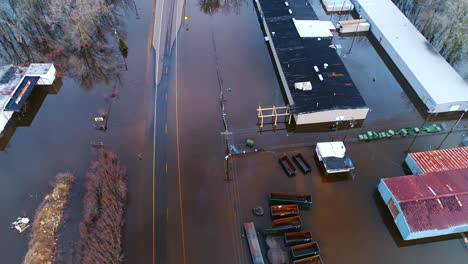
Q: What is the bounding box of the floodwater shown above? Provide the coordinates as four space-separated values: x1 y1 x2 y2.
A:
0 0 466 264
155 0 467 263
233 135 468 264
0 0 154 263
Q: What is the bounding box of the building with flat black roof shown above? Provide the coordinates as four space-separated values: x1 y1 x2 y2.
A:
255 0 369 125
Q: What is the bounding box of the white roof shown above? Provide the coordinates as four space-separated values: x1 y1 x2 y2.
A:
25 63 53 75
0 65 25 93
316 142 346 158
355 0 468 106
322 0 354 10
293 20 335 38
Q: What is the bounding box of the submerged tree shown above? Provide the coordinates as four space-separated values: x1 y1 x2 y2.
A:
0 0 134 88
79 149 127 264
199 0 246 15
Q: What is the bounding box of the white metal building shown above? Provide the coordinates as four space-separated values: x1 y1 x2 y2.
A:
0 63 56 133
321 0 354 12
352 0 468 113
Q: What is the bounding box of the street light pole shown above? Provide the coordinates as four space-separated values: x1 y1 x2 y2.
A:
343 118 356 142
406 111 433 153
437 108 467 150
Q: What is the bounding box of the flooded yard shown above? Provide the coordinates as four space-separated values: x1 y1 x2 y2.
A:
0 0 154 262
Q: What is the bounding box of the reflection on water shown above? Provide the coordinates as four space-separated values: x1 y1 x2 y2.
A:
0 79 63 150
199 0 246 15
0 0 134 89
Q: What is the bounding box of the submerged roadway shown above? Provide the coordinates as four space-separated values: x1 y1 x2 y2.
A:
151 0 270 263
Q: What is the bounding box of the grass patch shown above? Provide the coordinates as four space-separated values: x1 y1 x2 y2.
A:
79 149 127 263
24 172 75 264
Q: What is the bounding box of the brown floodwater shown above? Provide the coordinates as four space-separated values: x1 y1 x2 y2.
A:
0 0 466 263
0 0 154 263
155 0 467 263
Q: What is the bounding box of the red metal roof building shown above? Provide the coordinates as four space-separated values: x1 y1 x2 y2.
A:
378 168 468 240
405 147 468 175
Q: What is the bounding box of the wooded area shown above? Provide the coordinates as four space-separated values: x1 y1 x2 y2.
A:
0 0 134 87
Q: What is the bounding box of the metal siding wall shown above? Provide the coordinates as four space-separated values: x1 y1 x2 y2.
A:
404 155 423 175
377 180 392 203
379 180 412 240
453 225 468 233
296 108 369 124
395 213 411 240
405 225 468 240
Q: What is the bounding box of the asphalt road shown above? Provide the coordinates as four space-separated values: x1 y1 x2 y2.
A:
152 0 273 263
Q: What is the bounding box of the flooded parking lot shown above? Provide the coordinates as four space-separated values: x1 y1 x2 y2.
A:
232 136 468 264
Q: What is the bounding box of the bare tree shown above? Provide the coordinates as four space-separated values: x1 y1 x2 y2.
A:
0 0 131 87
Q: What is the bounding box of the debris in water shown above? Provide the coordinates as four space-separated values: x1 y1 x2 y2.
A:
138 153 143 160
109 90 120 99
266 236 288 264
91 141 104 148
10 217 30 233
246 139 254 148
252 206 264 216
94 117 105 122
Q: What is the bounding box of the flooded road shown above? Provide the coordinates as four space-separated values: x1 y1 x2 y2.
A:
151 0 291 262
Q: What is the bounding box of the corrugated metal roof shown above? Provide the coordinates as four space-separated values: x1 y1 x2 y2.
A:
408 147 468 174
383 169 468 233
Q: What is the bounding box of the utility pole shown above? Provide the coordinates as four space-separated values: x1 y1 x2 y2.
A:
133 0 140 19
330 1 336 21
348 15 362 54
437 108 467 150
406 112 433 153
343 118 356 142
406 99 433 153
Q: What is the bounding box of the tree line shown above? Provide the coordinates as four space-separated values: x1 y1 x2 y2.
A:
0 0 134 88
